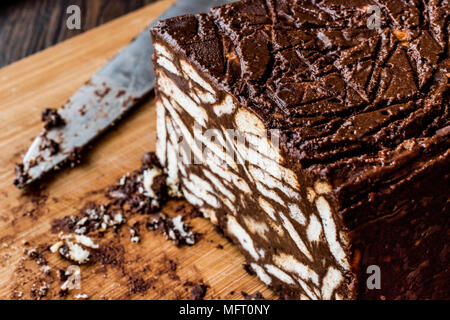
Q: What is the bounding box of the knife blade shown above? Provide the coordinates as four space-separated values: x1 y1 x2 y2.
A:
15 0 235 189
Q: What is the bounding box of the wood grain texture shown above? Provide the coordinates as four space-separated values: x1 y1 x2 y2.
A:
0 1 275 300
0 0 158 68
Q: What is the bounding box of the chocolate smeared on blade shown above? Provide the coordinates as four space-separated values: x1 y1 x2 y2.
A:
42 108 65 130
14 164 31 189
67 147 85 167
39 135 60 156
13 0 236 189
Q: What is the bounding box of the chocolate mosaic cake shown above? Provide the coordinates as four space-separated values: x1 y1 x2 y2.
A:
151 0 449 299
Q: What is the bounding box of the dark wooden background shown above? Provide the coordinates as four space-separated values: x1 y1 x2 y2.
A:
0 0 158 68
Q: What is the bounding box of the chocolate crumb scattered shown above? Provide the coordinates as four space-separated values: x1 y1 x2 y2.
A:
67 147 84 167
129 224 140 243
190 284 209 300
42 108 65 129
106 152 168 214
175 204 202 219
216 244 224 250
57 245 71 262
169 259 177 272
241 291 265 300
58 269 69 282
146 213 199 247
89 244 125 268
30 282 49 300
13 164 30 188
52 234 99 265
35 151 204 299
15 184 49 218
25 248 48 267
141 152 159 168
242 264 254 276
51 215 80 234
183 281 195 287
128 276 150 294
51 202 125 236
58 289 69 298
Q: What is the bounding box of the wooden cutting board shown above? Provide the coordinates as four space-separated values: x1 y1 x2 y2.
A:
0 0 275 300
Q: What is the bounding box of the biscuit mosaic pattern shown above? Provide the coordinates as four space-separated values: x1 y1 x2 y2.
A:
151 0 449 299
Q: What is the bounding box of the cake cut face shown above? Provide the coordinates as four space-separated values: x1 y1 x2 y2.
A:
151 0 449 300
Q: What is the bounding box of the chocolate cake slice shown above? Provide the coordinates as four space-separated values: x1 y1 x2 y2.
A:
151 0 449 300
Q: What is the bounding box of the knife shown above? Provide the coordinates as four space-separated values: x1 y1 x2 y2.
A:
14 0 235 189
